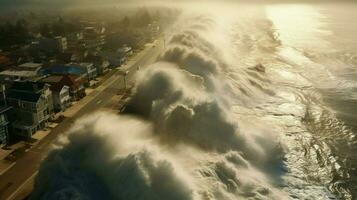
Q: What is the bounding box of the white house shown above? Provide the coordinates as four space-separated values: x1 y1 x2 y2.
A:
78 63 97 81
41 76 71 112
52 85 71 112
99 46 132 67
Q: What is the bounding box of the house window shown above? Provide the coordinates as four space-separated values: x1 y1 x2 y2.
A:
31 103 37 110
0 126 6 135
0 114 6 124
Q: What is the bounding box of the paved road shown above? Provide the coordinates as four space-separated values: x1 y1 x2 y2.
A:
0 40 164 200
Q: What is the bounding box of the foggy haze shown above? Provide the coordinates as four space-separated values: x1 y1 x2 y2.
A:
0 0 356 199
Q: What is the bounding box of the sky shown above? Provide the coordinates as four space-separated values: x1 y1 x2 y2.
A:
0 0 355 5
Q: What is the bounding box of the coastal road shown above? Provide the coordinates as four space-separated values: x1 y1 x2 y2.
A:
0 39 164 200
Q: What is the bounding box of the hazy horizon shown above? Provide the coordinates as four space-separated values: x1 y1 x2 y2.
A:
0 0 356 199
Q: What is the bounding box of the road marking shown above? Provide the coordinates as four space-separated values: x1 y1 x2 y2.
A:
37 141 49 150
6 171 38 200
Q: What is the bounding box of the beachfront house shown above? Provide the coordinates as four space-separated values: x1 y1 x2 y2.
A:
41 76 72 112
6 82 54 138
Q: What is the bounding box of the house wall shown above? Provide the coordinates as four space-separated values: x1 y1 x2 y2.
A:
52 92 61 111
37 91 53 122
60 87 71 104
80 64 97 80
70 85 86 101
7 89 54 137
9 107 35 124
0 113 9 145
53 87 71 112
44 88 54 115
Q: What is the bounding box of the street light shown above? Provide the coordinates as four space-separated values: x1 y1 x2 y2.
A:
163 33 166 50
164 38 166 50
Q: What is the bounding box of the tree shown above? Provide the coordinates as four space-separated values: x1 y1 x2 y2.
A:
134 8 152 27
15 19 28 38
52 18 65 36
40 23 51 37
0 19 30 48
121 16 130 27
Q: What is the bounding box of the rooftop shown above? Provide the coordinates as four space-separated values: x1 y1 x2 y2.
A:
7 90 42 102
50 83 69 92
117 46 132 53
78 62 94 68
0 70 38 77
0 106 11 114
18 63 43 69
7 81 47 102
0 55 14 68
9 81 46 93
40 64 86 76
41 75 63 83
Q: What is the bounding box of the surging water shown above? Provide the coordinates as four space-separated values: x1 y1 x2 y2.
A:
30 3 357 200
266 3 357 199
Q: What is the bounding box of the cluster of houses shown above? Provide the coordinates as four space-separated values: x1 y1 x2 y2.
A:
0 61 113 146
0 22 135 146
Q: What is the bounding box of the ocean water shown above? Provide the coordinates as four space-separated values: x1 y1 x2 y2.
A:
30 3 357 200
265 3 357 199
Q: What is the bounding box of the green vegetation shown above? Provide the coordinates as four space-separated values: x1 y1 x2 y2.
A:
0 19 30 49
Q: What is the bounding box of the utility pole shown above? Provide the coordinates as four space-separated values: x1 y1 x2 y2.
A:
118 70 129 90
124 73 127 89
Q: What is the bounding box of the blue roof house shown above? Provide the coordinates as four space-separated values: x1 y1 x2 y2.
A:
40 64 89 85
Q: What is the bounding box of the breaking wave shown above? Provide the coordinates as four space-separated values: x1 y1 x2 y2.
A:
31 14 289 200
31 7 355 200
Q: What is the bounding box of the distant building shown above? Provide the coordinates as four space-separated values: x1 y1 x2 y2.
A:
148 21 160 36
56 52 75 64
66 32 84 50
77 63 97 81
56 49 88 64
55 36 68 53
99 51 121 67
81 26 106 51
117 46 133 62
100 46 132 67
38 36 68 54
0 62 43 82
6 82 54 138
84 54 110 75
